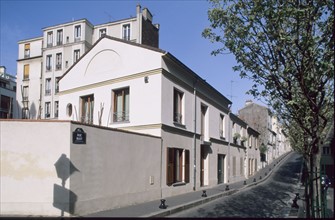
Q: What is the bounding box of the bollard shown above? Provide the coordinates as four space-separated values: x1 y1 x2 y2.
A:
259 176 262 180
202 190 207 197
269 168 271 171
243 180 247 185
159 199 167 209
253 178 256 182
265 172 267 176
291 198 299 208
225 185 230 191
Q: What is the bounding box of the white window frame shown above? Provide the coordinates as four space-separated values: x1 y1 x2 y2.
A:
122 23 131 41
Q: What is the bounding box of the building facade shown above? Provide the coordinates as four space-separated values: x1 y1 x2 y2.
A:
238 100 291 167
0 66 17 119
16 5 159 120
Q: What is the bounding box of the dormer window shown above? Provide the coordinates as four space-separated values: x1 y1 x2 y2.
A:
122 24 130 41
99 28 106 38
74 25 81 42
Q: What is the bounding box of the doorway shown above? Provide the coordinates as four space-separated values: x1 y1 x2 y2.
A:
218 154 225 184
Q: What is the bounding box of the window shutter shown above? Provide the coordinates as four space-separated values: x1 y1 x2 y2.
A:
166 147 174 186
185 150 190 183
24 44 30 50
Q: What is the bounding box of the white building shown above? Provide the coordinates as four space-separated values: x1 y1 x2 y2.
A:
16 5 159 120
0 66 17 118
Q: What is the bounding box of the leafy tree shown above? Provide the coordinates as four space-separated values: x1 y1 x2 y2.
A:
203 0 334 217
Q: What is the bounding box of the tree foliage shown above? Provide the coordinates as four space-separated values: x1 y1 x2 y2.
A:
203 0 334 156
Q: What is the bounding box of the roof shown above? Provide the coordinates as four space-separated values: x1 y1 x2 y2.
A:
60 35 232 106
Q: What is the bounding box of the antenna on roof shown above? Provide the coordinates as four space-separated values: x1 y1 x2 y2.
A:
104 11 114 22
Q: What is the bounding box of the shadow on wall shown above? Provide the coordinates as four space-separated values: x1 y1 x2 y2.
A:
53 154 79 216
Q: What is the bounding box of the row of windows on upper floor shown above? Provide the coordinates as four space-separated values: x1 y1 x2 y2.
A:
23 24 132 59
173 88 258 148
22 50 81 80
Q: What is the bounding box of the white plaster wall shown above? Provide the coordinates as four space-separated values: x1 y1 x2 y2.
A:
58 73 162 134
0 121 71 216
60 37 162 92
18 38 43 60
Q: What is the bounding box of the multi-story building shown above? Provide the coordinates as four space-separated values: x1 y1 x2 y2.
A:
0 66 17 118
238 100 277 165
16 5 159 120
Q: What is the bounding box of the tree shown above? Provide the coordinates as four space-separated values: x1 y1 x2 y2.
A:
203 0 334 217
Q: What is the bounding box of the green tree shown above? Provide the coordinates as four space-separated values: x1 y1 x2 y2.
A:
203 0 334 217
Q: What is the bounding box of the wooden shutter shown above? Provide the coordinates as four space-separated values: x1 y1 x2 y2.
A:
23 64 29 79
185 150 190 183
166 147 175 186
24 44 30 50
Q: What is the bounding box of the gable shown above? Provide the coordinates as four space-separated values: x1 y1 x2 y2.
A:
60 37 163 92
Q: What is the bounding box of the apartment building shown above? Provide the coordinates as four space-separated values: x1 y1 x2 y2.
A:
16 5 159 120
238 100 291 165
0 66 17 118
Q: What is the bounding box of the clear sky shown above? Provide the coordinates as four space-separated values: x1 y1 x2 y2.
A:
0 0 265 113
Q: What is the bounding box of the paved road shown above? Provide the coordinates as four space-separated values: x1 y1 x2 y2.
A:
170 152 303 218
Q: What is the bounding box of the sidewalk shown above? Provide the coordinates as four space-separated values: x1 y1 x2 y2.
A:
84 152 293 218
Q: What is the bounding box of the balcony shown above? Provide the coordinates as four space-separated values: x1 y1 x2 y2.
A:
56 41 63 46
45 89 51 96
47 43 53 48
56 64 62 70
113 111 129 122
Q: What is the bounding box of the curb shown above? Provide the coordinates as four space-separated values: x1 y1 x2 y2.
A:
143 152 291 217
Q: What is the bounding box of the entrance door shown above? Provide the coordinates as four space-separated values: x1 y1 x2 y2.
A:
201 147 205 186
218 154 225 184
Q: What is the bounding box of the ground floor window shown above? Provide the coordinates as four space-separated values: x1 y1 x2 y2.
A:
81 94 94 124
166 147 190 186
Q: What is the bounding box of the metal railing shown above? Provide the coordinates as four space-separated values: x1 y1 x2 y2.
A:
113 111 129 122
174 112 182 124
45 89 51 96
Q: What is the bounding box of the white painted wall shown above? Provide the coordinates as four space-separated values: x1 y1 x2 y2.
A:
0 121 71 216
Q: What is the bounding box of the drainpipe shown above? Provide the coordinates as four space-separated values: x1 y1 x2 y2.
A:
193 79 198 191
228 106 232 183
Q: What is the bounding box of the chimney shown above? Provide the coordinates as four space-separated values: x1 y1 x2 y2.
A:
136 4 141 15
0 66 6 74
245 100 253 106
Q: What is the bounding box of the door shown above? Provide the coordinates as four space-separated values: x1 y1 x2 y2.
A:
218 154 225 184
201 146 205 186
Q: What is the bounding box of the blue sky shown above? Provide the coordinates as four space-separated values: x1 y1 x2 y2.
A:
0 0 265 113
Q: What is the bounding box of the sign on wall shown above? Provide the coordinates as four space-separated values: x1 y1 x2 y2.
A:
72 128 86 144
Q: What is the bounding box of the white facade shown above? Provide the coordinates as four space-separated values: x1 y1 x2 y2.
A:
0 66 17 118
16 5 159 120
58 36 258 197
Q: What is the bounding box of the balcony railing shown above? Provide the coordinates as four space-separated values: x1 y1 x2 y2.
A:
56 64 62 70
81 115 93 124
113 111 129 122
47 43 53 48
74 37 81 42
46 66 52 71
45 89 51 96
45 113 50 118
56 41 63 46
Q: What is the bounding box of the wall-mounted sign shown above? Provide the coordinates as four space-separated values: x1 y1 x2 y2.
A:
72 128 86 144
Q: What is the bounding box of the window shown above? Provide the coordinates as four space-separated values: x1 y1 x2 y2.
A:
113 87 129 122
24 44 30 58
67 103 73 117
55 77 60 93
54 101 59 118
22 86 29 101
56 53 62 70
74 25 81 41
45 102 51 118
220 114 225 138
45 78 51 95
56 29 63 45
166 148 190 186
173 89 183 124
47 31 53 47
99 28 106 38
81 94 94 124
122 24 130 41
46 55 52 71
74 50 80 63
23 64 29 80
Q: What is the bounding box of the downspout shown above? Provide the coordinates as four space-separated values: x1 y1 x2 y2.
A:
193 79 198 191
228 106 232 183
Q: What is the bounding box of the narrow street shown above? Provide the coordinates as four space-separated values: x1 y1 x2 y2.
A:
170 152 303 218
